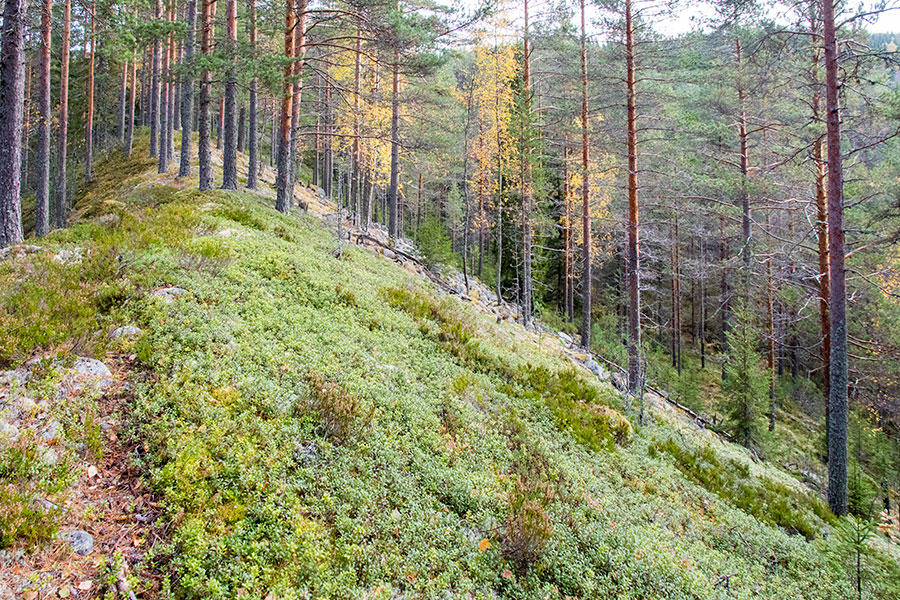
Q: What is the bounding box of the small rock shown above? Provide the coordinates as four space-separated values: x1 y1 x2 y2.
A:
71 358 114 390
52 248 83 265
110 325 142 340
97 213 120 227
611 372 627 392
72 357 112 379
0 244 41 260
58 530 93 556
217 228 241 238
383 249 397 260
315 187 326 198
583 359 610 381
151 287 188 303
292 440 319 468
39 447 59 465
0 420 20 439
40 419 61 441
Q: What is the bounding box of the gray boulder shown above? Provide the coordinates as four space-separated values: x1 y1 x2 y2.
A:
58 530 93 555
110 325 142 340
583 359 610 381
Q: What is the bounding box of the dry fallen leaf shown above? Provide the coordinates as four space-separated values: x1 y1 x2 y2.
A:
78 581 93 591
478 539 490 552
58 586 70 598
87 465 99 478
22 592 37 600
501 569 513 580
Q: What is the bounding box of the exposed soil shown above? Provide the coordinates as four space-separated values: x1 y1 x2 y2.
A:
0 355 169 600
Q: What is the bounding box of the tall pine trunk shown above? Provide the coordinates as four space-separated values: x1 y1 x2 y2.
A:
811 21 831 457
179 0 196 177
118 60 128 143
579 0 591 349
167 7 176 161
274 0 295 212
388 50 400 238
0 0 27 248
150 0 161 158
221 0 238 189
35 0 52 236
125 45 136 157
54 0 71 229
246 0 258 188
85 1 95 182
824 0 848 516
287 1 305 200
22 57 31 192
158 5 169 174
198 0 216 190
625 0 641 393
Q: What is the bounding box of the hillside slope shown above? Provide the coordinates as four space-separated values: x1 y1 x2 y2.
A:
2 138 899 599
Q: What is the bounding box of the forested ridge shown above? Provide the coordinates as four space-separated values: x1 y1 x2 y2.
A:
2 0 900 598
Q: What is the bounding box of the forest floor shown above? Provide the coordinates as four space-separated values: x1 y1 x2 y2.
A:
0 354 167 599
2 133 899 599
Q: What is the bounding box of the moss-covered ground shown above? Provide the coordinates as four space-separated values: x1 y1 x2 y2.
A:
2 134 899 599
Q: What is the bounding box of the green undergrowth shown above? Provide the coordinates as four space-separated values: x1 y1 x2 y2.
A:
649 437 834 540
4 140 899 599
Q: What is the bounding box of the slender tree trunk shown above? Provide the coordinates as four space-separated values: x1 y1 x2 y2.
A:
812 32 832 457
563 145 570 319
313 73 320 187
275 0 296 212
520 0 533 325
246 0 258 188
579 0 591 348
270 107 276 167
0 0 27 248
700 237 706 369
352 27 361 223
118 59 127 143
54 0 71 229
85 0 95 182
158 6 170 174
824 0 848 516
140 50 148 127
671 212 682 374
767 211 776 431
126 46 136 156
736 39 751 274
150 0 161 158
217 96 224 149
221 0 238 189
237 106 245 152
287 1 305 202
198 0 216 190
388 50 400 238
22 57 31 193
625 0 641 392
179 0 196 177
35 0 52 236
167 7 176 161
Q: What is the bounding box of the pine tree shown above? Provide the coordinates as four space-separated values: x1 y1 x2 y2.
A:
721 302 768 448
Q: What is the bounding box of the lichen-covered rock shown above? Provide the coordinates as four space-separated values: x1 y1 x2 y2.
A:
583 358 610 381
57 530 93 555
110 325 142 339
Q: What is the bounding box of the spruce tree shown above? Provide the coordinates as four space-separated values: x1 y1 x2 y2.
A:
721 302 768 448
